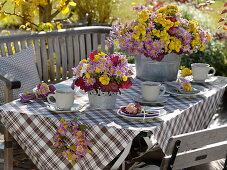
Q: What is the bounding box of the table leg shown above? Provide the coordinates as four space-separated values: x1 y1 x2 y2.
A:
4 127 13 170
111 141 133 170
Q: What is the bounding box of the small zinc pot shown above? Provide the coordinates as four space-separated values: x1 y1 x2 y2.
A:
135 53 181 82
88 89 118 109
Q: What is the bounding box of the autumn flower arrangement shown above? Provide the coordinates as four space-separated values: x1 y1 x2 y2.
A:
107 4 212 61
53 118 91 162
71 51 133 92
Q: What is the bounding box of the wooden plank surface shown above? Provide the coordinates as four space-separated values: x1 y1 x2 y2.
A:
73 35 80 67
86 34 92 56
66 36 73 77
59 37 67 80
40 38 49 82
92 33 98 51
0 43 7 56
53 37 61 81
79 34 86 59
101 34 106 52
165 125 227 155
13 41 20 53
162 142 227 170
34 39 42 79
6 42 13 55
47 38 55 81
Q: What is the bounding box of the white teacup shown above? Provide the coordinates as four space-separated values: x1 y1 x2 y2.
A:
141 81 166 102
191 63 216 81
47 88 75 110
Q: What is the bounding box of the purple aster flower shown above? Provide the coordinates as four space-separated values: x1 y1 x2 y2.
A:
75 144 87 156
132 4 146 11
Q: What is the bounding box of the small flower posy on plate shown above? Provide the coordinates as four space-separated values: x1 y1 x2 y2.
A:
120 103 160 117
19 82 56 103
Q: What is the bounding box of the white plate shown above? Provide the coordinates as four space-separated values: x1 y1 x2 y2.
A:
117 108 167 121
133 95 168 105
46 103 82 113
191 76 217 83
166 84 206 98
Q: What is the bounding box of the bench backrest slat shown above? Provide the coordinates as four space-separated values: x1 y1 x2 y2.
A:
161 124 227 170
0 26 112 83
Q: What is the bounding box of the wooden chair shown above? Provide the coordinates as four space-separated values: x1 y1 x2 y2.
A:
0 26 112 170
133 124 227 170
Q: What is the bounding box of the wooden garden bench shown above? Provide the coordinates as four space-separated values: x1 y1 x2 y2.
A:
0 26 112 170
133 124 227 170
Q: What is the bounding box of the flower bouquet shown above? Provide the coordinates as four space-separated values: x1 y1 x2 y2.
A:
107 4 212 81
72 51 133 109
19 83 56 103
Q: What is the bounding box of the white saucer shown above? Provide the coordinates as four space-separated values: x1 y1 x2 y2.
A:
191 76 217 84
133 95 168 105
165 84 206 98
46 103 82 113
117 108 167 121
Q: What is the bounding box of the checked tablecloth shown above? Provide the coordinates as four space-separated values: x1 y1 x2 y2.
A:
0 77 227 170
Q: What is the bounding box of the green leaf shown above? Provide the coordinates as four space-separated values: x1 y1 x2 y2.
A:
79 124 87 130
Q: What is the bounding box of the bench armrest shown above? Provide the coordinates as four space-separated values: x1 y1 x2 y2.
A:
0 68 21 89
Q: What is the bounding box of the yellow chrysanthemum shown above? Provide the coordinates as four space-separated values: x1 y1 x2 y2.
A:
122 75 128 81
181 68 192 77
99 75 110 85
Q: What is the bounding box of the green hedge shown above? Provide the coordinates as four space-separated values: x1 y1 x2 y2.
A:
181 40 227 76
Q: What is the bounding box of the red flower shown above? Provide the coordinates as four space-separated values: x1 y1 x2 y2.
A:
89 50 98 60
100 81 120 92
119 78 132 89
166 16 177 22
111 55 121 66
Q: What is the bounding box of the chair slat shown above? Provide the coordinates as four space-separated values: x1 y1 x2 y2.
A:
0 43 7 56
86 34 92 57
27 40 33 47
101 34 106 52
13 41 20 53
20 41 27 49
59 37 67 80
73 35 80 67
165 124 227 155
40 38 49 82
53 37 61 81
92 33 98 51
66 36 73 77
34 40 42 79
79 34 86 59
161 142 227 170
6 42 13 55
47 38 55 81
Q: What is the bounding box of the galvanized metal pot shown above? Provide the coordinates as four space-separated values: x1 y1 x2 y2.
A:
88 89 118 109
135 53 181 82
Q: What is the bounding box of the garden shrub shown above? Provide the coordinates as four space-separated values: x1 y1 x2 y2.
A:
181 39 227 76
73 0 118 25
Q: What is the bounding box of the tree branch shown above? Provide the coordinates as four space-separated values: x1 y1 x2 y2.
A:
4 12 38 27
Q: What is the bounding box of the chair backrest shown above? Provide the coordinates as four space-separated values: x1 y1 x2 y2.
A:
0 26 112 84
160 125 227 170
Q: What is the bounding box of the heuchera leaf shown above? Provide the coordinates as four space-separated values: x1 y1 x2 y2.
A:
224 2 227 7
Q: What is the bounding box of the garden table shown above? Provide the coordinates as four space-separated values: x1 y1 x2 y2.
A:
0 76 227 170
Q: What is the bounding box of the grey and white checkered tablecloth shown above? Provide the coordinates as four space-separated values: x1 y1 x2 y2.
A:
0 77 227 170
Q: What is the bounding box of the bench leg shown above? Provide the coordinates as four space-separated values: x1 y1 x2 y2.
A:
4 127 13 170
